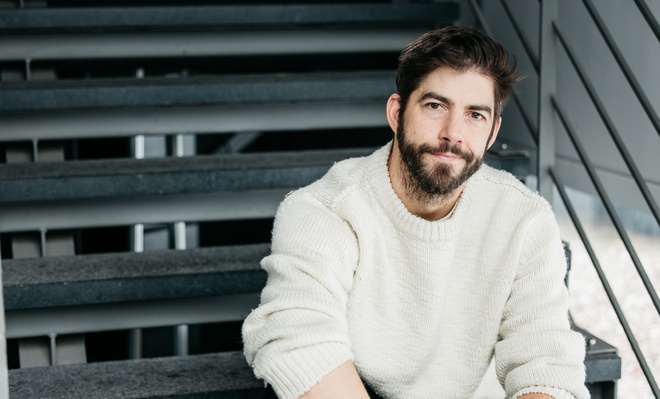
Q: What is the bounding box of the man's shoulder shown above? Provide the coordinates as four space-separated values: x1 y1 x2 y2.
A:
475 165 551 210
286 148 380 209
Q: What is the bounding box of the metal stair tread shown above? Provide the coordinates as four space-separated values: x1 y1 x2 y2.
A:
3 244 269 310
0 71 396 111
0 3 459 32
0 148 530 203
1 29 432 62
0 148 373 180
8 351 261 399
0 148 374 202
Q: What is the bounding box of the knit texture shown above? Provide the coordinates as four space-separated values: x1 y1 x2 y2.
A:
242 143 589 399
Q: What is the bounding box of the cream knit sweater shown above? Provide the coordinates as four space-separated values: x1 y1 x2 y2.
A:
242 143 589 399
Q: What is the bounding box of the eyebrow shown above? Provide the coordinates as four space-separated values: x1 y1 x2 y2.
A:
418 92 493 117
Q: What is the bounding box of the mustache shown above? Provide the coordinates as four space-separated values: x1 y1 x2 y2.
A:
418 141 474 161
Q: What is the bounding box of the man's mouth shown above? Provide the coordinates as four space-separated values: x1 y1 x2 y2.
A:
429 151 464 163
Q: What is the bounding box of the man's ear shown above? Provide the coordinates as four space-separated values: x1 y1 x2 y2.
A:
386 94 402 136
487 116 502 149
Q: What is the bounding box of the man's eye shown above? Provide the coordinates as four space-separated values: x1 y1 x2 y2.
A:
428 103 441 110
471 112 484 120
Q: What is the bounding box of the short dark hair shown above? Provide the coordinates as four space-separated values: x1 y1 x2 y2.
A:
396 26 521 117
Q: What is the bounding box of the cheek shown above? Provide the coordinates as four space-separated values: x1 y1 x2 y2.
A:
408 119 439 139
402 108 435 133
472 140 488 157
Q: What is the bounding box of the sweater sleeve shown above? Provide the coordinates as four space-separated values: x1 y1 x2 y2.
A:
494 208 590 399
242 190 359 399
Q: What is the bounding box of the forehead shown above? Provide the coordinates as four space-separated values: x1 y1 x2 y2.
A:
414 67 495 107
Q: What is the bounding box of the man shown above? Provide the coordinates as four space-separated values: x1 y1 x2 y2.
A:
242 26 588 399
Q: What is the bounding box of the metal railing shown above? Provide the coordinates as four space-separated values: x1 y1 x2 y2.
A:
571 0 660 225
549 0 659 394
551 16 660 315
468 0 659 397
0 257 8 398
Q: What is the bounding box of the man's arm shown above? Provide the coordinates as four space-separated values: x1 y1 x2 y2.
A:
495 209 588 399
300 361 370 399
298 363 554 399
243 191 362 399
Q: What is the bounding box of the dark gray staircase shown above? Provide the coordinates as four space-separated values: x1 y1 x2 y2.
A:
3 244 268 310
0 1 460 397
0 72 396 112
0 1 618 398
9 351 262 399
0 148 373 202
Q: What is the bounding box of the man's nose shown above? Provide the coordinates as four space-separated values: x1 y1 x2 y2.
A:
438 111 463 144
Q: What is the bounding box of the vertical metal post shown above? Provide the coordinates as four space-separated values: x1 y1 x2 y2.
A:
48 333 58 366
129 68 146 360
537 0 558 201
31 139 38 163
172 134 189 356
24 58 31 82
129 222 144 359
39 228 47 257
171 134 185 158
0 256 9 399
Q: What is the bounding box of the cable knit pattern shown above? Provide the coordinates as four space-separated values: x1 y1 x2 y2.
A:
242 142 589 399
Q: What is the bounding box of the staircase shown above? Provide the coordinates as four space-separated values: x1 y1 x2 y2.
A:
0 1 623 398
0 1 463 397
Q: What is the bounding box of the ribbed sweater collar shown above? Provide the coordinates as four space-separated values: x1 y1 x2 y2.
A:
366 142 483 242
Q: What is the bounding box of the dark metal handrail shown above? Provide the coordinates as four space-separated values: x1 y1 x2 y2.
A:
549 167 660 398
582 0 660 139
552 22 660 226
551 95 660 316
511 90 539 145
468 0 660 397
549 2 660 397
634 0 660 43
553 90 659 395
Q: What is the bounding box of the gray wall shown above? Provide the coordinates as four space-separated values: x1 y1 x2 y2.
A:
462 0 660 215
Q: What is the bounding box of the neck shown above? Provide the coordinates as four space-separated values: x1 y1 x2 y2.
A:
388 144 464 221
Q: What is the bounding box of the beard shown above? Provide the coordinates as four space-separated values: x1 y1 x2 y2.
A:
396 122 486 205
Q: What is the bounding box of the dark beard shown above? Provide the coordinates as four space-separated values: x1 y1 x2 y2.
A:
396 123 485 205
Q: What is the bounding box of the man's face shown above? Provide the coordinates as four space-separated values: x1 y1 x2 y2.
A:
389 67 501 201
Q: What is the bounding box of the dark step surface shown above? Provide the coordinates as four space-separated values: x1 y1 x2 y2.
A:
6 330 620 398
2 29 425 62
576 326 622 384
8 351 263 399
0 3 459 32
0 71 395 112
0 145 530 231
3 244 269 310
0 148 374 202
0 148 530 203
